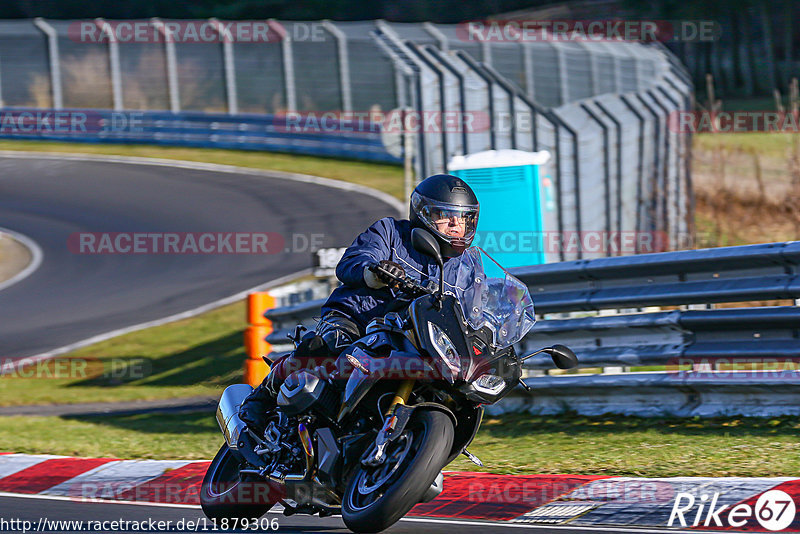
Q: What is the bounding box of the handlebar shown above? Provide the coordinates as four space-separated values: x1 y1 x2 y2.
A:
368 263 433 298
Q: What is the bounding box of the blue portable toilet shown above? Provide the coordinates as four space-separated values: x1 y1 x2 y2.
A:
448 149 553 268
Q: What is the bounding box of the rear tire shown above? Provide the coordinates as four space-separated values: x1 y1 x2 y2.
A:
200 444 277 521
342 410 454 533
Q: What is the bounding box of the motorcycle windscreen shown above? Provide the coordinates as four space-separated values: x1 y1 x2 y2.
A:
453 247 536 349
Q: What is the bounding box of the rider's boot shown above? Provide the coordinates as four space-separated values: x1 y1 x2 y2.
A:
238 315 359 436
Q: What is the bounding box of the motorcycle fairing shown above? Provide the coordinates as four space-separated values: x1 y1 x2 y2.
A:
337 348 435 421
409 294 472 383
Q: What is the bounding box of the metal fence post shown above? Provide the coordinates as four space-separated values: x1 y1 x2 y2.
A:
422 22 448 52
580 102 611 242
322 21 352 112
522 43 535 101
598 42 624 93
424 45 468 155
647 89 675 247
481 63 521 150
96 18 123 111
577 42 600 96
454 50 496 150
151 18 180 113
369 27 414 111
636 93 664 235
407 42 448 173
664 75 695 245
540 107 582 259
594 100 624 241
375 21 427 176
268 19 296 112
620 95 649 248
545 36 568 107
210 18 239 115
0 56 4 107
33 18 62 110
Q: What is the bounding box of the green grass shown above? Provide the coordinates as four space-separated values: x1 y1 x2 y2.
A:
694 131 799 160
0 301 246 406
450 413 800 477
0 413 222 460
3 412 800 477
0 140 405 200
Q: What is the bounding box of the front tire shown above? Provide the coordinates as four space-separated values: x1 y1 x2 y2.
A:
200 444 277 520
342 410 454 533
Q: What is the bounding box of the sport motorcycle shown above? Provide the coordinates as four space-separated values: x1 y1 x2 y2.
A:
201 228 578 532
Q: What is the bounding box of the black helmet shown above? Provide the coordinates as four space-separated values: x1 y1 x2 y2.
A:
409 174 480 258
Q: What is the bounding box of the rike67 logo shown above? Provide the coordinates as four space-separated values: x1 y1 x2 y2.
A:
668 490 796 531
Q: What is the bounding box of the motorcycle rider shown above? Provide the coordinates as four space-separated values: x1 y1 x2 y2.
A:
239 174 480 435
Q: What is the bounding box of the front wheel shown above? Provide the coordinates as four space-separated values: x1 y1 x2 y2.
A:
200 444 277 520
342 410 454 533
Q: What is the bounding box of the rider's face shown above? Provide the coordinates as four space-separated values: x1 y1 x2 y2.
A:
434 215 466 238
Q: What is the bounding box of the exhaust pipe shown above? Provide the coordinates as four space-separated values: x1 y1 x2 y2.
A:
215 384 254 450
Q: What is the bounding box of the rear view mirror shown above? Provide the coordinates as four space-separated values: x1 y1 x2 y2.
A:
411 228 443 267
549 344 578 369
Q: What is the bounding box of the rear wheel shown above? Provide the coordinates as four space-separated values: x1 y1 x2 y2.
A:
200 444 277 520
342 410 454 533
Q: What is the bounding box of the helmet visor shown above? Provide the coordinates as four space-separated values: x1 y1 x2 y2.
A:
412 191 479 243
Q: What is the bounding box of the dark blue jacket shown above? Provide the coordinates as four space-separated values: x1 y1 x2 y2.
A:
321 217 462 331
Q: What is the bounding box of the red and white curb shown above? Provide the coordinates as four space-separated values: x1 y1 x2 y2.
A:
1 453 798 531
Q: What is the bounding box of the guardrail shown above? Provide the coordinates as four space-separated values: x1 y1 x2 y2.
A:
256 241 800 417
0 108 400 164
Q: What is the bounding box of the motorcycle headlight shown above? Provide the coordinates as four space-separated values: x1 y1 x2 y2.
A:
473 373 506 395
427 322 461 376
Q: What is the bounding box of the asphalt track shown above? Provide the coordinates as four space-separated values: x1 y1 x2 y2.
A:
0 153 400 361
0 494 710 533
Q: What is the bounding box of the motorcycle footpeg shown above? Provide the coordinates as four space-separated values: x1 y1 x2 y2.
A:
462 449 484 467
236 429 268 468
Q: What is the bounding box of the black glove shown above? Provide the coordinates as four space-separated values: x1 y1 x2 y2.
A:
375 260 405 286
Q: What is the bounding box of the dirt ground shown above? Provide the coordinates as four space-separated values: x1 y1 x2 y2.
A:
0 233 33 284
692 134 800 246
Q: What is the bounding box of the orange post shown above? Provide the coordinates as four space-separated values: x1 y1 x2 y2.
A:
247 292 274 326
244 292 276 386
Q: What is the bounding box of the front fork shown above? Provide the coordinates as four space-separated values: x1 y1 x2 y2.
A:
363 379 415 467
387 379 415 414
